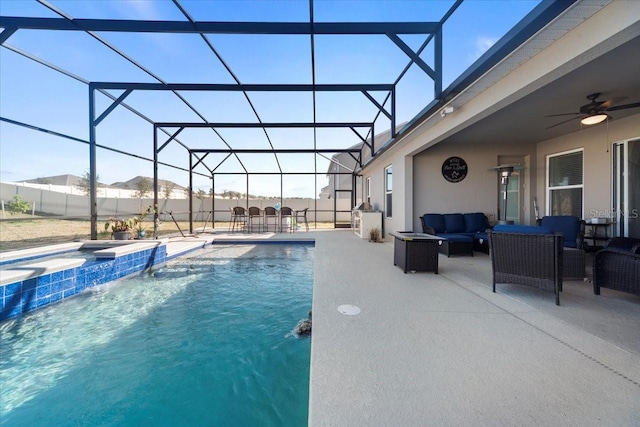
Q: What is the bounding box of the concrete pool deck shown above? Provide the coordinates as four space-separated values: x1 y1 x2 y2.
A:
304 230 639 426
204 229 640 425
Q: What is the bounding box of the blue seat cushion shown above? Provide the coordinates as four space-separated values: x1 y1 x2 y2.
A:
464 212 489 233
422 214 446 234
493 224 553 234
438 233 473 242
540 216 580 248
443 213 465 233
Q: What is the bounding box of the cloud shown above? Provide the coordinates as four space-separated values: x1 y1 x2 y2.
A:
123 0 164 21
471 36 498 61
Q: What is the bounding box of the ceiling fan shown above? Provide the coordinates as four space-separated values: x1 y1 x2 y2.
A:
546 93 640 129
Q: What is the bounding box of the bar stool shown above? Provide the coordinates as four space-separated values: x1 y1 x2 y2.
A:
230 206 246 233
263 206 278 232
293 208 309 232
247 206 263 232
279 207 293 232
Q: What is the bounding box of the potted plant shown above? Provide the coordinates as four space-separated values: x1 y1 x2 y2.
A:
134 205 152 239
105 216 137 240
136 224 146 239
369 227 381 243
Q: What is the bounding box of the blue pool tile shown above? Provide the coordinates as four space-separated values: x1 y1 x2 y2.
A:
51 271 64 283
21 290 37 311
76 272 86 288
22 278 37 291
4 282 20 297
1 302 22 321
3 243 173 318
51 280 65 294
36 295 51 307
61 278 75 291
85 266 105 287
38 274 51 286
36 284 51 299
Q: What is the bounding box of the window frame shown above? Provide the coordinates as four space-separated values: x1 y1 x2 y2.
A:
546 148 584 217
365 176 371 203
384 165 393 218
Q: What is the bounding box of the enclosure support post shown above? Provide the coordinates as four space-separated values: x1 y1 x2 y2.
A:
153 127 159 239
189 151 194 234
435 28 443 99
89 87 98 239
211 175 215 229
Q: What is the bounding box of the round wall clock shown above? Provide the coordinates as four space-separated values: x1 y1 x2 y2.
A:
441 157 468 183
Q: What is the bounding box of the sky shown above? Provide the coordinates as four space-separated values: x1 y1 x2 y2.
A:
0 0 540 198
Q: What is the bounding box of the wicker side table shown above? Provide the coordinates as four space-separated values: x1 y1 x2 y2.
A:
390 232 443 273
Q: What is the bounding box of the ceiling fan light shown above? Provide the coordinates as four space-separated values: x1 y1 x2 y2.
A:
581 113 609 125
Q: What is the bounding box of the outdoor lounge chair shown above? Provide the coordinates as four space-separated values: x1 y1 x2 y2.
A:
593 237 640 297
488 226 563 305
537 215 586 279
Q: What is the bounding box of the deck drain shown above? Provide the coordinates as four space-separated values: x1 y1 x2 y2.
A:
337 304 361 315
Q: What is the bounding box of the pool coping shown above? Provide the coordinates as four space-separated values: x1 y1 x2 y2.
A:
0 242 83 265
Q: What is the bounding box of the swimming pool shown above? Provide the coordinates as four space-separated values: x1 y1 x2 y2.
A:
0 243 314 426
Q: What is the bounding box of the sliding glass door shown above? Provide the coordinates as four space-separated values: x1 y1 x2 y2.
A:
612 138 640 237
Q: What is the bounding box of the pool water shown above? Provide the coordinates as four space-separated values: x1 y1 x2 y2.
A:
0 244 314 427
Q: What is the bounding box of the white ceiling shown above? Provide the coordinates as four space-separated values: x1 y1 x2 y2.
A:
443 33 640 147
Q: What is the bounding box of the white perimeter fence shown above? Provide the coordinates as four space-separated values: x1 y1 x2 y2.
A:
1 182 354 223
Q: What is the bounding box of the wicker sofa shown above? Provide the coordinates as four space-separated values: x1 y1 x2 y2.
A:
488 225 563 305
593 237 640 297
419 213 491 256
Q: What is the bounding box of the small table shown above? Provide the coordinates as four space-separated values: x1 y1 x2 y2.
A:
584 221 613 252
390 232 443 273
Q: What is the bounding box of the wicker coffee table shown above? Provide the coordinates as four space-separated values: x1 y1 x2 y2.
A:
390 232 443 273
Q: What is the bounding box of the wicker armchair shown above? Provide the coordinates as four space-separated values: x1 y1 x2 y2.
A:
537 216 586 279
488 230 564 305
593 239 640 297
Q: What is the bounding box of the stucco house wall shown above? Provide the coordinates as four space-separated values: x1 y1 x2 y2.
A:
412 140 536 231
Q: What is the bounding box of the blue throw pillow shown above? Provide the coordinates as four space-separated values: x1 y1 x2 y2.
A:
464 212 489 233
421 214 446 234
493 224 553 234
443 213 465 233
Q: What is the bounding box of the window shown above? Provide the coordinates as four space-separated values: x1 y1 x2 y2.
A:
365 177 371 203
384 166 392 218
547 149 583 217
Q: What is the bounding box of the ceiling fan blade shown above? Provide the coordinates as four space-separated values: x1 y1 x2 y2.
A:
546 115 583 129
600 96 628 109
545 112 582 117
606 101 640 112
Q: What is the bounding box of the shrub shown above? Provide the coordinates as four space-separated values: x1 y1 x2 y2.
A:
6 195 30 214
